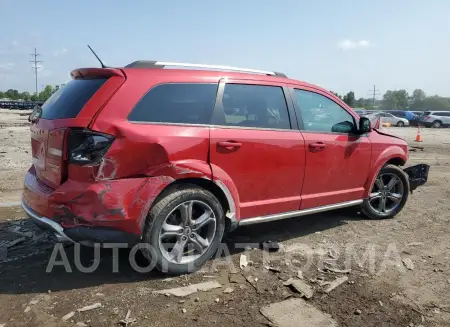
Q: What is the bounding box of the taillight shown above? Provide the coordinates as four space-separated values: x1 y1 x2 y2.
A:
67 129 113 165
424 116 431 120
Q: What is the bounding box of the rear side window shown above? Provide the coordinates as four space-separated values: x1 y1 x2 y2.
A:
218 84 291 130
41 78 108 119
128 83 218 124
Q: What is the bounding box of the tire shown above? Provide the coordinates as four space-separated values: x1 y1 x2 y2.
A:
141 185 225 275
432 120 442 128
396 121 405 127
361 164 409 219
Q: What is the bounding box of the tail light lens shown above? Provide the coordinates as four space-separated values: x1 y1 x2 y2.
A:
424 116 431 120
67 129 113 165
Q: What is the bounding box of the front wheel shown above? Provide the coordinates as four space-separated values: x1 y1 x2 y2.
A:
396 121 405 127
361 165 409 219
141 185 225 275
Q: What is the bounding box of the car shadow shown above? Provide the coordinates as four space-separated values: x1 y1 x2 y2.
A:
0 207 363 295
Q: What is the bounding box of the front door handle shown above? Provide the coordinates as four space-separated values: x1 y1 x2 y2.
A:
309 142 326 152
217 141 242 150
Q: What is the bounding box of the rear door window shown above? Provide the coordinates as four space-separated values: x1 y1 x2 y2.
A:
218 84 291 130
128 83 218 125
41 78 108 119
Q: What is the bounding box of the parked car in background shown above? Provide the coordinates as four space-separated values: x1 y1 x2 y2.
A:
367 112 409 127
22 60 429 274
419 111 450 128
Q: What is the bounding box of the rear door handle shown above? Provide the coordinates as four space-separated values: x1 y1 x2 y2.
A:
309 142 326 152
217 141 242 150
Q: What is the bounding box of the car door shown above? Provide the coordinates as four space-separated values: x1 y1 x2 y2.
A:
209 79 305 219
291 87 372 209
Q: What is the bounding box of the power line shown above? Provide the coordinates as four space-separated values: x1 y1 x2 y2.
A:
368 85 380 109
29 48 43 97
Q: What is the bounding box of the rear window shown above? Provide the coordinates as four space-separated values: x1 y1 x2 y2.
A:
128 83 218 124
422 111 431 116
41 78 108 119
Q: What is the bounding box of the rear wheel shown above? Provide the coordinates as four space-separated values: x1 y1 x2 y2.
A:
361 165 409 219
141 185 225 275
432 120 442 128
396 121 405 127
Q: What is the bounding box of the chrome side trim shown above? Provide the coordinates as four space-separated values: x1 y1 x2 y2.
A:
238 199 364 226
21 199 74 243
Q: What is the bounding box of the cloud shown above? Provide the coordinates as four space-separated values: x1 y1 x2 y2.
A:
0 63 15 71
54 47 68 57
11 40 19 47
337 39 374 50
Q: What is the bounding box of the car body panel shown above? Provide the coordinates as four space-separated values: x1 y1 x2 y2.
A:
22 65 420 247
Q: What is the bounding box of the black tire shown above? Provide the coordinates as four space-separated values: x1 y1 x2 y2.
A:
432 120 442 128
141 185 225 275
361 164 409 219
396 121 404 127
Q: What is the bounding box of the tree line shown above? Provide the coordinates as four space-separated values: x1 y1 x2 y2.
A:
333 89 450 111
0 85 62 102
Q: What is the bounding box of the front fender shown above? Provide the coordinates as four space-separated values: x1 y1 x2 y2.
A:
363 145 408 197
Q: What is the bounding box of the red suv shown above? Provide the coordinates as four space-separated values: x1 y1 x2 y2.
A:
23 61 429 274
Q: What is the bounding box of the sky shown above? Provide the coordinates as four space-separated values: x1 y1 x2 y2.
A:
1 0 450 99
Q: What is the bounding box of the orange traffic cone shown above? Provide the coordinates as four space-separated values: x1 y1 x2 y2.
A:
415 125 422 142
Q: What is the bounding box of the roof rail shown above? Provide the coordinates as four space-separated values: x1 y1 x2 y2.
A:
124 60 287 78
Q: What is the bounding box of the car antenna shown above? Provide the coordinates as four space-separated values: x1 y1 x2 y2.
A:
87 45 109 68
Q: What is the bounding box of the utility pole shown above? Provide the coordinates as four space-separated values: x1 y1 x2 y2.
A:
369 85 380 109
29 48 43 98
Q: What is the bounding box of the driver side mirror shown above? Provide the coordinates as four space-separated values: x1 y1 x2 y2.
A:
358 117 371 134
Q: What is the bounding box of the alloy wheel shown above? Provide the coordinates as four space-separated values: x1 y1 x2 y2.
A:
368 173 405 215
158 200 217 264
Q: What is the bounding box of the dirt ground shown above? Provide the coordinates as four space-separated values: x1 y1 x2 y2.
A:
1 109 449 327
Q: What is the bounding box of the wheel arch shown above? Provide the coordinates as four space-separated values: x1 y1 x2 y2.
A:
149 177 238 232
363 147 408 198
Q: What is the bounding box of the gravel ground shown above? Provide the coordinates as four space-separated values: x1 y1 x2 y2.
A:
0 110 450 327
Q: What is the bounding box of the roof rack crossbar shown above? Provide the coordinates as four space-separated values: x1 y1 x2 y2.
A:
124 60 287 77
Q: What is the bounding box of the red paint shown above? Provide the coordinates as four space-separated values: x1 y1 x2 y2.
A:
23 66 409 239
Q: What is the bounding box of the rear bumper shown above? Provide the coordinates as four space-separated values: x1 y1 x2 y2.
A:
22 198 140 246
21 198 73 243
403 164 430 193
22 167 174 245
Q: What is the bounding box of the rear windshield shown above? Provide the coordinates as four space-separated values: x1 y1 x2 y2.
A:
421 111 431 116
40 78 108 119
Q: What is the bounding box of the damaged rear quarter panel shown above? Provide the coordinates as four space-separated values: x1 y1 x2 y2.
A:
61 119 213 235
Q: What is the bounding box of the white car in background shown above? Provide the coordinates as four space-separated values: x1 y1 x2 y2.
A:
366 112 409 127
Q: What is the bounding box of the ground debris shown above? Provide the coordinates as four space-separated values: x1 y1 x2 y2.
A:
260 298 337 327
354 309 362 315
240 254 248 270
297 270 304 280
402 258 415 270
62 311 75 321
283 278 314 299
324 276 348 294
223 287 234 294
77 302 102 312
323 266 352 274
76 322 88 327
152 281 222 297
119 310 137 326
264 265 281 273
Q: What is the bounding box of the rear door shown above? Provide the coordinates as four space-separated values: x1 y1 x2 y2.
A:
291 87 372 209
209 79 305 219
436 112 450 125
30 69 125 189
